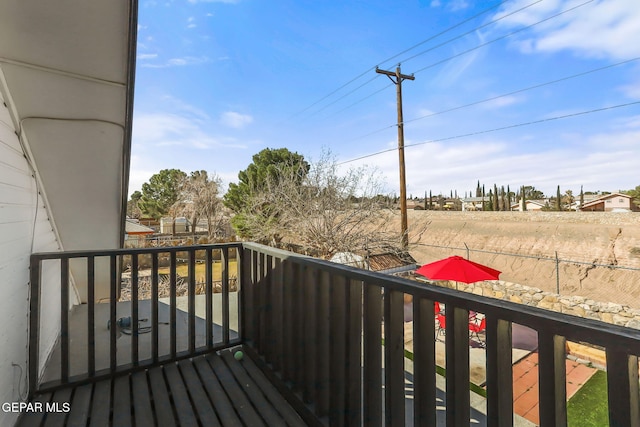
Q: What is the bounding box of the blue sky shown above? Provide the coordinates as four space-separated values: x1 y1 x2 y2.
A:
131 0 640 198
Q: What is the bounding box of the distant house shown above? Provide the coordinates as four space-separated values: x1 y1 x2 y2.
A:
461 197 486 211
510 199 546 211
580 193 639 212
124 219 155 247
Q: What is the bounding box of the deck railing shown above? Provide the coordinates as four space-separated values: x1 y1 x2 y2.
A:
241 242 640 427
29 242 640 426
29 243 242 395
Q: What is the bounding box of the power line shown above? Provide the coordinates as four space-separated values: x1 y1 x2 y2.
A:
290 0 514 120
399 0 545 65
353 56 640 138
314 0 594 124
376 0 515 69
338 101 640 165
412 0 595 75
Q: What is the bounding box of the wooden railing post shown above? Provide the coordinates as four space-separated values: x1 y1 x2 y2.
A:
363 283 382 427
485 316 513 427
606 349 640 427
413 297 437 426
445 305 470 427
538 332 567 427
384 288 405 427
28 255 41 397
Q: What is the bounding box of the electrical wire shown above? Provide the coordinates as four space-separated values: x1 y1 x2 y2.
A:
338 100 640 165
291 0 515 119
351 56 640 140
399 0 545 66
412 0 595 75
313 0 595 123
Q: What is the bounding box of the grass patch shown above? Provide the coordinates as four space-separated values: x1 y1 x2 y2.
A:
567 370 608 427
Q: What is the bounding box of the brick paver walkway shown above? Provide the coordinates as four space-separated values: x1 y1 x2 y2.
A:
512 352 598 425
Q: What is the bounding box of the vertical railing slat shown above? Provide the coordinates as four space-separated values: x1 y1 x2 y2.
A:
169 251 177 358
151 253 159 363
188 250 196 353
28 255 41 397
110 255 117 373
272 257 284 373
221 246 230 344
384 288 405 427
329 275 348 427
346 279 363 427
302 266 318 404
282 259 294 382
363 283 382 427
258 252 267 355
131 253 139 366
242 248 254 344
87 256 95 377
606 349 640 427
413 297 436 426
235 247 243 341
315 270 331 417
60 257 70 383
445 305 470 427
486 316 513 427
538 332 567 427
205 248 213 348
292 263 305 391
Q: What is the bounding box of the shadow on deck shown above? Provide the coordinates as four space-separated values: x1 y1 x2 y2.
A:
19 347 308 427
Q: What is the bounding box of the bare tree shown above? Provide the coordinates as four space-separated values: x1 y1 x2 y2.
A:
171 171 227 240
259 151 404 258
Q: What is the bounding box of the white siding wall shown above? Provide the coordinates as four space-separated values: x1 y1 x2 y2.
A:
0 90 61 426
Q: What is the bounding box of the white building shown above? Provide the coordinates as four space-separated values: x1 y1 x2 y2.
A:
0 2 136 425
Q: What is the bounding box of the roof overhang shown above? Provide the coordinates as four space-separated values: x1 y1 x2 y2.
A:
0 0 137 251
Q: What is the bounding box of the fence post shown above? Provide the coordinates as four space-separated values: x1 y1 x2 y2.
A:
555 251 560 295
464 242 470 260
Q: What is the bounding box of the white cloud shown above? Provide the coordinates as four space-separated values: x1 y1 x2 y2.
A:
133 112 245 150
220 111 254 129
140 56 210 68
346 124 640 197
137 53 158 60
492 0 640 60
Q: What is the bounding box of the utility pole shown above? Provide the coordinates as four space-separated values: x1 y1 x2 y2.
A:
376 65 415 250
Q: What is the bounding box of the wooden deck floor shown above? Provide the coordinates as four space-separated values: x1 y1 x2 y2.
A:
18 349 309 427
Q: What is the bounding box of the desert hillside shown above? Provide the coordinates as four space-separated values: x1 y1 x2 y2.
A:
401 211 640 308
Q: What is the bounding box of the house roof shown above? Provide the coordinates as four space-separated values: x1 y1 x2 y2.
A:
368 252 417 272
125 220 155 235
330 251 416 273
0 2 137 251
510 200 546 208
581 192 631 208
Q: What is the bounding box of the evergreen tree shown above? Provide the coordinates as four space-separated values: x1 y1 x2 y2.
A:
521 185 527 211
580 185 584 209
493 184 499 211
476 180 481 197
556 185 562 211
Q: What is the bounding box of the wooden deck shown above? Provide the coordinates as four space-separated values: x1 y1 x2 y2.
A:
18 348 310 427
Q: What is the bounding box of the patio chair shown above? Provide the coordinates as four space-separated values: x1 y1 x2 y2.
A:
468 317 486 347
436 313 446 340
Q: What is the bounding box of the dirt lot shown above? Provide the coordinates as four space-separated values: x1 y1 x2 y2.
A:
398 210 640 308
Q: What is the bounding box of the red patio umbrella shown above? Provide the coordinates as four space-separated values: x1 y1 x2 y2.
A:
415 255 501 284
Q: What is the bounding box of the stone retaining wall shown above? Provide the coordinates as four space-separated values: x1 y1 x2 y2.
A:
410 274 640 330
